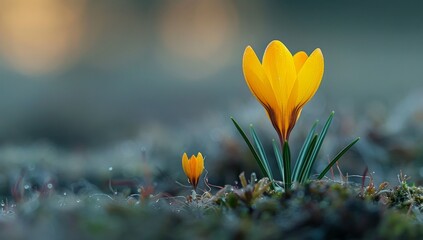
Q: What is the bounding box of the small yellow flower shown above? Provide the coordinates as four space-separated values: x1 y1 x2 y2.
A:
181 152 204 189
242 40 324 143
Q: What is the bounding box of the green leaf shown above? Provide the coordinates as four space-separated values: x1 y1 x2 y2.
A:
250 125 273 179
230 117 271 180
282 141 292 190
272 139 284 182
298 134 318 183
292 120 318 182
317 137 360 179
304 111 335 179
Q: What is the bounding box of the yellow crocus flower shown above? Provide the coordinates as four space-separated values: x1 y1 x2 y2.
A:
181 152 204 190
242 40 324 143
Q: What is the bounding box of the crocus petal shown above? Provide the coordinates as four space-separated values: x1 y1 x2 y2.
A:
261 40 297 140
295 48 324 108
243 46 282 136
242 46 278 111
293 51 308 73
262 40 296 108
189 155 197 183
284 76 300 140
182 153 189 177
196 152 204 178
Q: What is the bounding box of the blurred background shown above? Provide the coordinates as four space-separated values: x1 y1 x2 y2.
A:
0 0 422 196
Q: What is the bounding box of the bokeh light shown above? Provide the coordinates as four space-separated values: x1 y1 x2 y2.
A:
0 0 86 76
158 0 239 80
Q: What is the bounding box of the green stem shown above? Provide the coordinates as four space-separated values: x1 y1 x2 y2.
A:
281 138 291 192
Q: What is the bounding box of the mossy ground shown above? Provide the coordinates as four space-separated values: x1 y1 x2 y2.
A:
1 172 422 240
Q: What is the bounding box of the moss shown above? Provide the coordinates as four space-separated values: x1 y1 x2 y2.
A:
1 174 423 239
379 211 423 239
386 180 423 214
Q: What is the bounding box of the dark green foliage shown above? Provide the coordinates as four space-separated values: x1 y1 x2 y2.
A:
231 112 359 191
230 117 272 182
317 137 360 180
